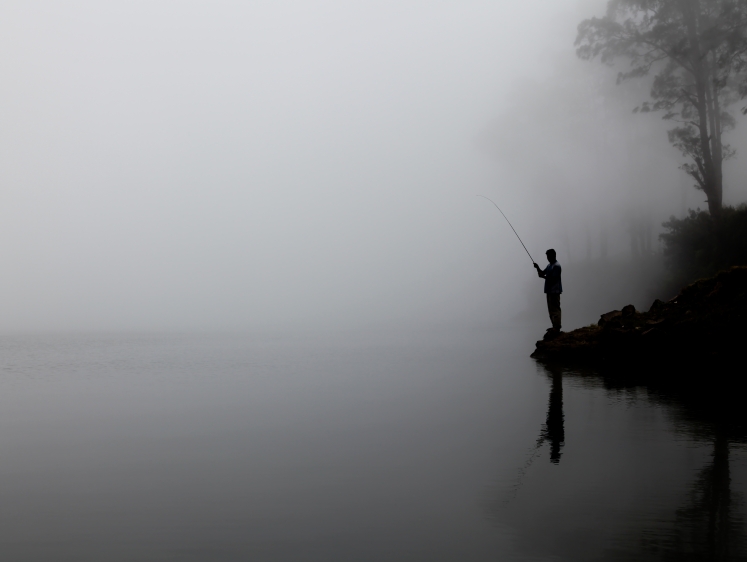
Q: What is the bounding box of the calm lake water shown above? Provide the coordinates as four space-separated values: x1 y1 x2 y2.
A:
0 328 744 561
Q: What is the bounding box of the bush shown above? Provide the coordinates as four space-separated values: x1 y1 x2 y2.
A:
660 204 747 287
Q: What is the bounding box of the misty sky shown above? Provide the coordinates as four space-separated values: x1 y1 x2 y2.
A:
2 1 746 332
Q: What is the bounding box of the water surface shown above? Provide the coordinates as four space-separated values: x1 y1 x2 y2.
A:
0 328 744 560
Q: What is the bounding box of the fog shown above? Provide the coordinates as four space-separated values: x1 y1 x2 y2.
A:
2 1 746 333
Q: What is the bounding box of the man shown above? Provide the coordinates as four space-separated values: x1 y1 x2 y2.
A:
534 249 562 333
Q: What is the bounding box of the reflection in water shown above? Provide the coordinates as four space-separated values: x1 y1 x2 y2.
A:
642 432 745 561
542 369 565 464
533 362 747 561
501 368 566 504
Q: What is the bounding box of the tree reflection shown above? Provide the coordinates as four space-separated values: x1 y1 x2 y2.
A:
518 361 747 560
643 432 746 561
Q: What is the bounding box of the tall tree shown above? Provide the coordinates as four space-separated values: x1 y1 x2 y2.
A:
576 0 747 216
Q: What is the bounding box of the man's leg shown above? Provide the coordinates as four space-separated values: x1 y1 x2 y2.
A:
547 293 562 330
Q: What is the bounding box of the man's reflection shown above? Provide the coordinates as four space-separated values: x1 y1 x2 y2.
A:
498 366 568 504
542 368 565 464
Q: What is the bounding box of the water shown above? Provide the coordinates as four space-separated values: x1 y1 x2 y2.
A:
0 328 744 561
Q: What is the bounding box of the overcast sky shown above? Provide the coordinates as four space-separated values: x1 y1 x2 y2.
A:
1 1 744 332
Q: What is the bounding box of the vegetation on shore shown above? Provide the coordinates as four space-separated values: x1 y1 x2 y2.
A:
660 204 747 290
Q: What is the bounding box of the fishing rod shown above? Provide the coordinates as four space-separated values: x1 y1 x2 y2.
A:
476 195 536 265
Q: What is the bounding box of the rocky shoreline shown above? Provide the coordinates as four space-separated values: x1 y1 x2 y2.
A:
531 266 747 365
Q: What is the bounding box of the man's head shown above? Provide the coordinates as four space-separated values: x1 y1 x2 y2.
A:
546 249 556 263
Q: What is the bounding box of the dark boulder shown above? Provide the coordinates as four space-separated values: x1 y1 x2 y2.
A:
598 310 621 327
648 299 665 313
621 304 637 317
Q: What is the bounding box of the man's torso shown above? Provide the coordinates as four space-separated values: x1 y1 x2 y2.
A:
544 261 562 294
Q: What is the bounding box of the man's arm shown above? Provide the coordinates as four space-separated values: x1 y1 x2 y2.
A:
533 263 546 278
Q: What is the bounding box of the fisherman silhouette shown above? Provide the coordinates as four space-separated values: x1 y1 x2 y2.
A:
534 249 562 334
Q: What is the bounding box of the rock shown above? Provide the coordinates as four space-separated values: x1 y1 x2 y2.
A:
598 310 621 327
621 304 637 317
543 329 562 341
649 299 665 312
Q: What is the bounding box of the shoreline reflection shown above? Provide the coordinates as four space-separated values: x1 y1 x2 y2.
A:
492 361 747 561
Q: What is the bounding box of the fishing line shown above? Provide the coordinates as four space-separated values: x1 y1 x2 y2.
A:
502 432 546 504
476 195 535 265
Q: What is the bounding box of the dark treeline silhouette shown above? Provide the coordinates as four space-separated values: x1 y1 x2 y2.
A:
660 204 747 290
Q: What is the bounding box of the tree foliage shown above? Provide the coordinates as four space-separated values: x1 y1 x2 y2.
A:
576 0 747 215
660 204 747 285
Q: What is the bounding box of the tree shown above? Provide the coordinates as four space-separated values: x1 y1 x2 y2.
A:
576 0 747 216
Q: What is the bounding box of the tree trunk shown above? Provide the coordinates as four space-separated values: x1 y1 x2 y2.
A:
709 61 724 212
683 0 722 216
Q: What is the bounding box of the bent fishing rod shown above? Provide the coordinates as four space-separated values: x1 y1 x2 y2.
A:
476 195 536 265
